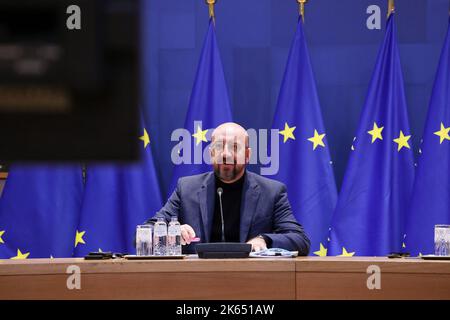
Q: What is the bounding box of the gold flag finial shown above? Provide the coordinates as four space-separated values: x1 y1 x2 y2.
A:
297 0 308 22
206 0 216 24
388 0 395 18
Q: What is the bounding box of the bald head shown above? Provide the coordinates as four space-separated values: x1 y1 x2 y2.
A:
211 122 248 145
210 122 251 183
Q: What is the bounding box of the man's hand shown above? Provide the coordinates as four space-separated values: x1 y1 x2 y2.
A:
180 224 196 245
247 236 267 252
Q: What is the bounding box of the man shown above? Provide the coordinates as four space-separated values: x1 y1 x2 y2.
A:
147 122 310 255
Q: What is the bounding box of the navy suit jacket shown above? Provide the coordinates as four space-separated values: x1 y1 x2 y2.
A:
147 171 310 255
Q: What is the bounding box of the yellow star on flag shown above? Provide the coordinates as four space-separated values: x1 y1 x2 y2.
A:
434 122 450 144
279 123 296 143
192 126 208 146
139 128 150 149
393 131 411 152
368 122 384 143
0 230 4 244
11 249 30 260
278 122 297 143
75 230 86 247
313 243 328 257
308 129 326 150
338 247 355 257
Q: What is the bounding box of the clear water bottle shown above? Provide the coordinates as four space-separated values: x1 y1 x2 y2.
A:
167 217 182 255
153 217 167 256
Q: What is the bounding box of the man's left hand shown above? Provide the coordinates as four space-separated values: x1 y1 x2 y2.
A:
247 236 267 252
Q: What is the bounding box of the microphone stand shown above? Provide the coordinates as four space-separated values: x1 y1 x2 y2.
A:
194 187 252 259
217 187 225 242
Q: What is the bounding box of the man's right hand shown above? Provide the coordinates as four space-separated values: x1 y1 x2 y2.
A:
180 224 196 245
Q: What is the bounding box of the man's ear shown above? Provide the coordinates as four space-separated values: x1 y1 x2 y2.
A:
246 147 252 164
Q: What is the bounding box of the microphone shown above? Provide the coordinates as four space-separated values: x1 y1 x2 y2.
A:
216 187 225 242
194 186 252 259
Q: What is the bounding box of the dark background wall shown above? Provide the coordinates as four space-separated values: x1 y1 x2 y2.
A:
141 0 449 200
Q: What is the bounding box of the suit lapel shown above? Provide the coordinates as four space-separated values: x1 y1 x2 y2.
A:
198 172 215 243
240 172 260 242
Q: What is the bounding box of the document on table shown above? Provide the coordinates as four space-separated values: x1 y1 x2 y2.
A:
249 248 298 258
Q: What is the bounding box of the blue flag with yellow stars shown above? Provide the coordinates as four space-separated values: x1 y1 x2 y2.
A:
168 18 232 196
405 19 450 256
0 165 83 259
328 14 415 257
271 18 337 257
74 121 162 256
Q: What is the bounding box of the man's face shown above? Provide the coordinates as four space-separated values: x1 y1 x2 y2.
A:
210 127 249 183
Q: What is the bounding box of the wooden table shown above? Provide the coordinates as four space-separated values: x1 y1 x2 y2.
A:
0 256 449 300
0 257 295 300
295 257 450 300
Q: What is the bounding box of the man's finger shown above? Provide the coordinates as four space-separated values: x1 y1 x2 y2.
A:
181 228 191 245
184 225 196 238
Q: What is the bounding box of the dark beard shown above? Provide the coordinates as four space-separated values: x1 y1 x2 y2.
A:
214 164 238 182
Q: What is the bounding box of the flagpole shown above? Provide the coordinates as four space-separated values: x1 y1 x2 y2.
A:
206 0 216 25
297 0 308 22
388 0 395 18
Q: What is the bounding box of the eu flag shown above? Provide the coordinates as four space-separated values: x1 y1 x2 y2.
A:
405 19 450 256
328 14 415 256
74 123 162 256
271 18 337 257
168 18 232 195
0 165 83 259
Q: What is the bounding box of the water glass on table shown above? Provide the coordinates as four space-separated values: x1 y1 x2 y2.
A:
136 224 152 256
434 224 450 256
